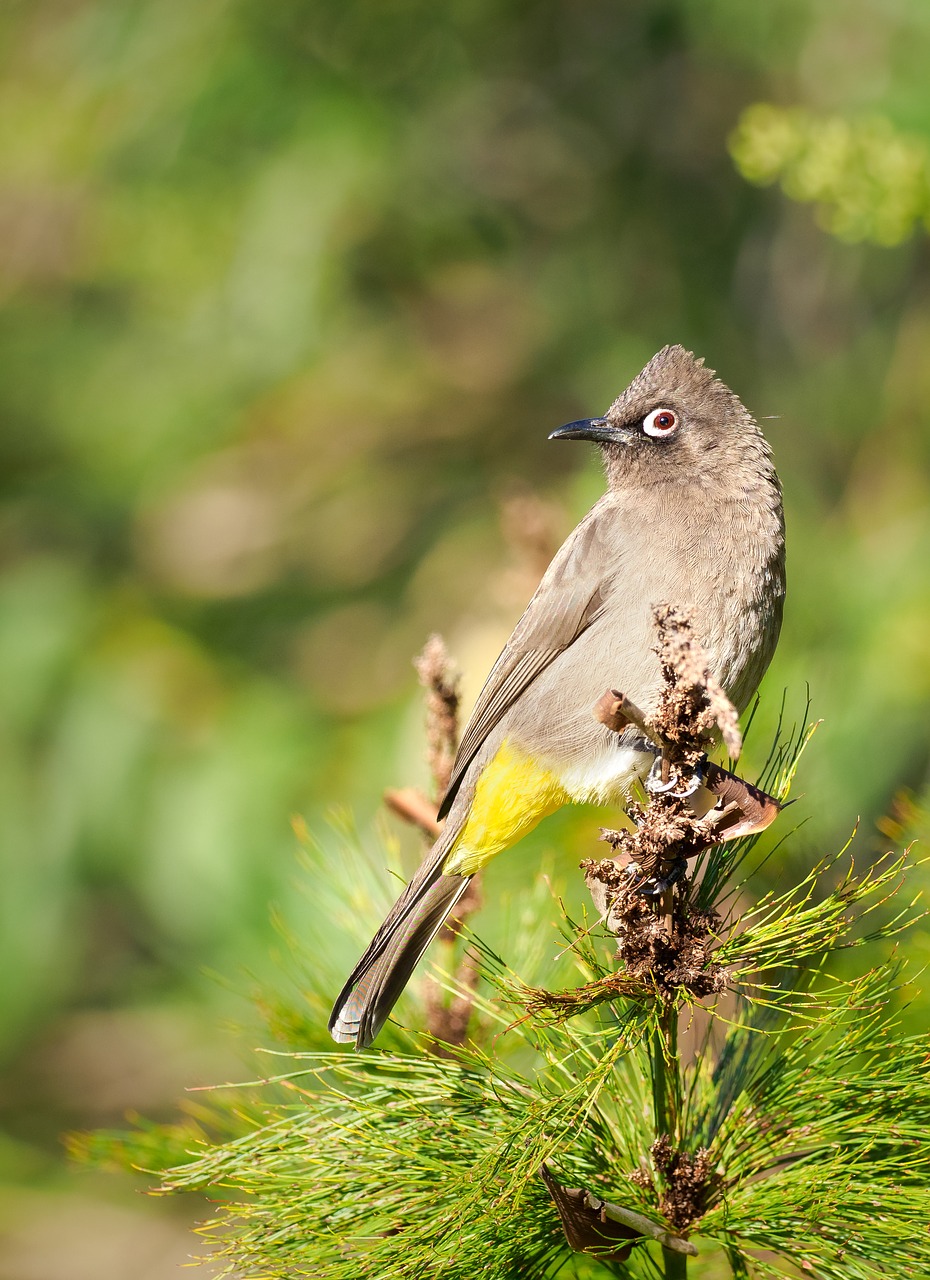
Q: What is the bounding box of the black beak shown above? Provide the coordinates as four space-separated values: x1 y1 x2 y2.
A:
548 417 615 444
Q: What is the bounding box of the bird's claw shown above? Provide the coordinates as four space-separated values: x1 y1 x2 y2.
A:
634 856 688 898
645 753 706 800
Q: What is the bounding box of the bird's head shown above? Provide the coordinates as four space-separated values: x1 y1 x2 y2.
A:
550 344 771 488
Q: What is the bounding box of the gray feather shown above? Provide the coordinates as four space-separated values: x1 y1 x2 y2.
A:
329 871 472 1048
438 516 608 818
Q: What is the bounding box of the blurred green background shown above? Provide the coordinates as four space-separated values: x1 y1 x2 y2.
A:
2 0 930 1274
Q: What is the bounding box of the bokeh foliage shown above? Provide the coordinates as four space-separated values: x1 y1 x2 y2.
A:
2 0 930 1245
730 105 930 246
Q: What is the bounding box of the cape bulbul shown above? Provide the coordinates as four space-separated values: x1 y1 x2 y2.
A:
330 344 786 1047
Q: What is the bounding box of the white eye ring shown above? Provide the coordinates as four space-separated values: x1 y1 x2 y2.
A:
643 407 679 438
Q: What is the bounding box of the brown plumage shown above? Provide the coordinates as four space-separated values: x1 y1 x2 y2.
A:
330 345 786 1048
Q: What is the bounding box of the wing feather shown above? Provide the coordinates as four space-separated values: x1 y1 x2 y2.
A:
438 510 610 819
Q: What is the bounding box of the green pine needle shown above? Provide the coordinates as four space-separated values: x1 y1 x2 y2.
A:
74 714 930 1279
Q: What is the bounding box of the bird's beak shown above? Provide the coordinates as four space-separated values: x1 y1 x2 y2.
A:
548 417 616 444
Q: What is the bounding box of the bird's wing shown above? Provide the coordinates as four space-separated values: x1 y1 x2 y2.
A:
438 509 609 819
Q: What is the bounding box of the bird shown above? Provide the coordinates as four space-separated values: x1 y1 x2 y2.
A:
330 344 786 1048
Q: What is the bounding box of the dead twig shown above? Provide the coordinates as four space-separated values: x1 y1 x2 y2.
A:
385 634 482 1051
593 689 666 750
536 607 773 1259
536 606 780 1015
383 787 442 839
422 943 481 1058
414 633 461 805
540 1164 698 1261
654 604 742 761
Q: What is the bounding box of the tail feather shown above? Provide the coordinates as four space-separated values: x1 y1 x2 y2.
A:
329 871 472 1048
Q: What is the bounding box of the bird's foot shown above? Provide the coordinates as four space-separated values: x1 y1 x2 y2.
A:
645 753 706 800
634 856 688 898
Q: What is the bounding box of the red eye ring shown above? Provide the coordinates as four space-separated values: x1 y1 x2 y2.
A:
643 407 678 438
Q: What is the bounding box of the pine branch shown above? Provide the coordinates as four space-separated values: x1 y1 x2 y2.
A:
72 616 930 1280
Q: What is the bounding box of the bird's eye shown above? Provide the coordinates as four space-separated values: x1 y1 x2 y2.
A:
643 407 679 438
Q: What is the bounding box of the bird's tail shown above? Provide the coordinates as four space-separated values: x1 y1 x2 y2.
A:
329 865 473 1049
